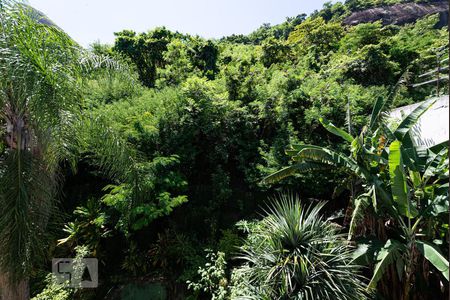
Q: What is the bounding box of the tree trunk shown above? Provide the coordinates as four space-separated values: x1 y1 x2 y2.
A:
0 273 29 300
1 105 31 300
5 104 30 151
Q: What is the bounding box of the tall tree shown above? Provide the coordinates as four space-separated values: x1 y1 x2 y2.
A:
113 27 174 87
0 2 97 298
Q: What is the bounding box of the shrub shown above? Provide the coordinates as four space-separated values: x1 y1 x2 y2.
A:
233 193 368 299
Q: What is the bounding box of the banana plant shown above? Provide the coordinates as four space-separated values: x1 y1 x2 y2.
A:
264 96 449 298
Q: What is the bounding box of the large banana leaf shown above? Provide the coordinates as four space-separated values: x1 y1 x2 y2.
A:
400 133 425 172
428 140 449 154
319 117 354 143
285 144 324 157
352 238 384 266
416 240 449 281
368 239 404 289
265 146 360 184
262 162 328 184
388 140 417 217
424 146 449 179
348 188 373 240
299 147 395 209
394 99 436 141
427 194 449 217
295 147 359 172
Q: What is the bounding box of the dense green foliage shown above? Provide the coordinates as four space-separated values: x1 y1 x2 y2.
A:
188 196 369 299
0 0 448 299
233 195 368 299
0 1 86 288
265 94 449 299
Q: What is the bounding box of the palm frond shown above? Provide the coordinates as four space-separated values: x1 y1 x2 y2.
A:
73 115 135 182
0 149 57 282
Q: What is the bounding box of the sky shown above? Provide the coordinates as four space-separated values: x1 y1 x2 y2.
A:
26 0 333 47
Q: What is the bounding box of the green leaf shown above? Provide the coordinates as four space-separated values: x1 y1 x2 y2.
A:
388 140 407 201
394 99 436 141
428 195 449 217
285 144 323 157
296 147 359 171
409 170 421 188
262 162 329 184
428 140 449 154
296 147 394 210
352 243 370 265
388 140 417 218
319 117 354 143
369 96 386 130
424 146 448 179
368 239 404 289
416 240 449 281
348 189 372 240
401 134 424 172
352 238 383 266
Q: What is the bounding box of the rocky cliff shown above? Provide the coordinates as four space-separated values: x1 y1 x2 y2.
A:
343 1 448 26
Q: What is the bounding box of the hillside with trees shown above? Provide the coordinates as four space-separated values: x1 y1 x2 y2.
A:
0 0 448 299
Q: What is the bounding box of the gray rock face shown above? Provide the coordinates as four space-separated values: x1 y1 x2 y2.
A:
343 1 449 26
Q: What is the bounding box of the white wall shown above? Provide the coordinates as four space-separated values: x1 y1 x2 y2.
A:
389 95 449 147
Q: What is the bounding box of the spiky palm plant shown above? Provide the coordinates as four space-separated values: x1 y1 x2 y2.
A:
236 193 368 300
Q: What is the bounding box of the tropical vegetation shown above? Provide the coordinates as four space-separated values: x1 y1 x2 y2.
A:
0 0 448 299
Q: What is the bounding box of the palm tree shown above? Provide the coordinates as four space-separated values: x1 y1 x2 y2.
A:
0 2 123 298
0 4 186 298
235 193 368 299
